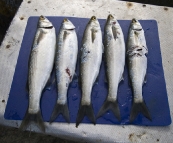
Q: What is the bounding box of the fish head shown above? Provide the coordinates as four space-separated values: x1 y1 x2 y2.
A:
130 18 142 30
106 14 120 28
88 16 100 29
38 15 53 28
62 18 75 30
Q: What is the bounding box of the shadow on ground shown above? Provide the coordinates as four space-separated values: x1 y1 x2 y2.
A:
0 125 77 143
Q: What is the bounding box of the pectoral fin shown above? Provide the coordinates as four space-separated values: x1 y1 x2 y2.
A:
63 31 69 41
91 29 97 43
112 26 117 40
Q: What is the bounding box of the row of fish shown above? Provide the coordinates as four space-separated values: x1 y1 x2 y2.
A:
19 15 151 132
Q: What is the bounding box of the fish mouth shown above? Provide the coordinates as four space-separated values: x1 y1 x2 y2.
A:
132 18 137 23
63 18 69 22
91 16 97 21
39 15 45 20
108 14 114 19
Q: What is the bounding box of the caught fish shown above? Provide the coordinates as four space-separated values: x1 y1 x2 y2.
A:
20 15 56 131
76 16 103 127
50 19 78 123
127 18 151 122
97 14 125 121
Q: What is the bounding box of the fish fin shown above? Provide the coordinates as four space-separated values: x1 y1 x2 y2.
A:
63 31 68 41
143 74 147 84
76 104 96 127
112 26 117 40
96 99 121 121
19 110 45 132
50 102 70 123
91 29 96 43
94 76 99 85
120 75 124 81
37 30 46 45
129 101 152 122
102 44 104 53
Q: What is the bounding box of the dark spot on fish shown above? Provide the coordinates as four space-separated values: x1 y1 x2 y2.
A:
28 1 31 3
137 49 142 51
143 4 146 7
164 7 168 11
20 17 24 20
127 2 133 8
88 51 90 53
113 22 116 25
35 9 37 11
6 45 10 49
157 139 159 142
66 68 71 80
2 100 5 103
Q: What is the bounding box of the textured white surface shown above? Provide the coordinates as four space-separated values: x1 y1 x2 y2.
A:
0 0 173 142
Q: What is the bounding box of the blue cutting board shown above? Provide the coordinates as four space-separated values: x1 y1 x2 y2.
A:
4 17 172 126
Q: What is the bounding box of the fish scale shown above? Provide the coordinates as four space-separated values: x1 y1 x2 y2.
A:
19 16 56 132
76 16 103 127
50 18 78 123
127 18 151 122
96 14 125 121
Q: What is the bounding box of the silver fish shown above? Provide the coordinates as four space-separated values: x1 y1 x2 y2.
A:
76 16 103 127
50 18 78 123
20 15 56 131
97 14 125 121
127 18 151 122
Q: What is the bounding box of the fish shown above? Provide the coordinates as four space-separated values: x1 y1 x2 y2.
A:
50 18 78 123
76 16 103 127
19 15 56 132
127 18 151 122
96 14 125 121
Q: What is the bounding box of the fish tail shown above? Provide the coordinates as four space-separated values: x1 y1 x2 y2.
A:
76 104 96 128
96 99 121 121
130 100 152 122
19 110 45 132
49 103 70 123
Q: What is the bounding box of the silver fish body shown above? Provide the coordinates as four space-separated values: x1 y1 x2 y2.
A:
127 19 151 122
50 19 78 123
97 14 125 120
20 16 56 131
76 16 103 127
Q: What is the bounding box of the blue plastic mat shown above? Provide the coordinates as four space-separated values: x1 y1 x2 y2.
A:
4 17 171 126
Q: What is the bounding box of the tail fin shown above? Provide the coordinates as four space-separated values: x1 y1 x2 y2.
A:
96 99 121 121
49 103 70 123
130 101 152 122
76 104 96 127
19 110 45 132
